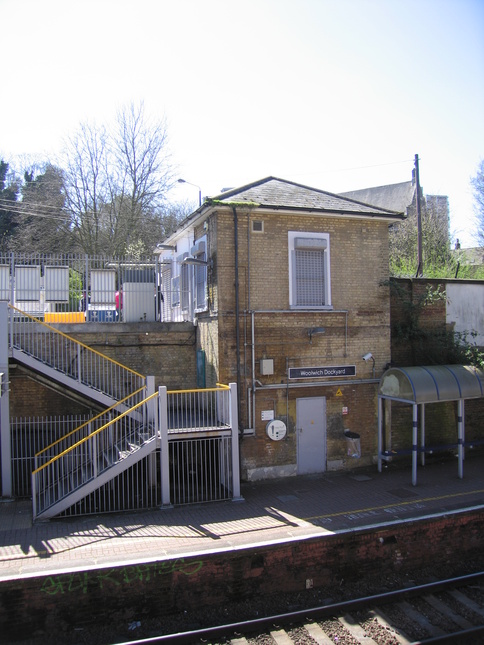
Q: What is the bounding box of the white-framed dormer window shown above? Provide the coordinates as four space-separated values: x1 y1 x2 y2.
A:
288 231 331 308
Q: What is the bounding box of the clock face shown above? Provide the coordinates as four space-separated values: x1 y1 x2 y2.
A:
266 419 287 441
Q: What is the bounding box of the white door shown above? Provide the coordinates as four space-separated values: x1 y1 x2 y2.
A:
296 397 326 474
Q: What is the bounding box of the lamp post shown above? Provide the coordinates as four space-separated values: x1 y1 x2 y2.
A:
178 178 202 207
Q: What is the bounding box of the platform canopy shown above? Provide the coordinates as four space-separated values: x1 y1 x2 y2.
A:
377 365 484 486
378 365 484 404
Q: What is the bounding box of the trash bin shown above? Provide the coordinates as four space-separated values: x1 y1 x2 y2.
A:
344 430 361 458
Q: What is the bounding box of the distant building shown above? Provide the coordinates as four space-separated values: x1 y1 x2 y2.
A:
341 177 449 231
341 177 451 268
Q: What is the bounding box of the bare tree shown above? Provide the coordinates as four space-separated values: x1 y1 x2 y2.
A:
471 159 484 246
61 103 175 256
62 121 111 255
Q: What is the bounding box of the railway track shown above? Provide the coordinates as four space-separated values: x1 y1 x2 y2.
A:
117 572 484 645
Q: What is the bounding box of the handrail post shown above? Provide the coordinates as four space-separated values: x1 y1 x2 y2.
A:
159 386 172 507
77 343 82 384
229 382 243 501
0 302 12 497
92 424 98 478
147 376 155 423
32 472 37 520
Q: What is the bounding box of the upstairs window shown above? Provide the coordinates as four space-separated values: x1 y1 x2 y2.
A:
192 238 207 312
288 231 331 308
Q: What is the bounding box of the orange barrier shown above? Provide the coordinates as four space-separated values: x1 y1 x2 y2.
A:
44 312 85 323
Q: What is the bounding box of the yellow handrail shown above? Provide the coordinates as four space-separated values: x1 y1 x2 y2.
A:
32 391 159 475
8 304 146 379
34 386 147 458
167 383 230 394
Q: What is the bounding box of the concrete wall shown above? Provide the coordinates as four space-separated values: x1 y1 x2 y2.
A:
446 281 484 346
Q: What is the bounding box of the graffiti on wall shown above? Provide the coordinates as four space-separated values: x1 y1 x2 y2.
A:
40 558 204 596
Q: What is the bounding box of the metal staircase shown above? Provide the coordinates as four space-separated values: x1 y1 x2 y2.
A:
32 394 159 519
8 304 146 409
7 305 156 519
5 305 241 520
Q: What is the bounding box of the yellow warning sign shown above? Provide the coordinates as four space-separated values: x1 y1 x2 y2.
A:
335 388 343 397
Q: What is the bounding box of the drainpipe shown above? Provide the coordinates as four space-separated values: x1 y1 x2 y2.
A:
233 207 242 432
252 311 256 432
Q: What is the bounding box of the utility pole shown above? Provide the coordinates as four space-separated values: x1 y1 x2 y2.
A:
415 154 423 277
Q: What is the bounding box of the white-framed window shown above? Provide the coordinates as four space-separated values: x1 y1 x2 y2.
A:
171 275 180 307
192 237 208 313
288 231 331 308
181 262 190 312
171 252 189 309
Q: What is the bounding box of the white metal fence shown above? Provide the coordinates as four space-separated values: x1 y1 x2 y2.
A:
11 415 92 497
0 251 199 324
169 436 233 505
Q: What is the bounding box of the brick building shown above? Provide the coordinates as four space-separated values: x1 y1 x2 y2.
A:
156 177 404 480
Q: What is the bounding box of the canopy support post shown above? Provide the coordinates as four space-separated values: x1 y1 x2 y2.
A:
420 403 425 466
377 395 383 473
412 403 418 486
457 398 464 479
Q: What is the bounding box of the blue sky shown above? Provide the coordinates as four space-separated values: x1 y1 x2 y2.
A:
1 0 483 246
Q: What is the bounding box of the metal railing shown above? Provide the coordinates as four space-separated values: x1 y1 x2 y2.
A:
8 304 146 402
11 414 92 497
167 384 231 433
32 392 158 519
30 383 240 519
34 388 147 467
0 251 198 324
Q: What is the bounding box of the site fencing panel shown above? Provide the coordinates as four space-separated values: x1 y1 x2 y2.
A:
0 253 175 323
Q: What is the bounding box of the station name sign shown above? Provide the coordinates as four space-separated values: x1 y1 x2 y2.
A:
289 365 356 379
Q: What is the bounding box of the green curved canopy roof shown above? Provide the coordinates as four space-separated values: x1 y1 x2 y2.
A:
378 365 484 404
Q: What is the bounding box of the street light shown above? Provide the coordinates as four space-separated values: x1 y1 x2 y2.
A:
178 178 202 207
181 256 210 267
153 243 177 254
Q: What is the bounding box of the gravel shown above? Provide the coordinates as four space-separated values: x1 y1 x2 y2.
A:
12 553 484 644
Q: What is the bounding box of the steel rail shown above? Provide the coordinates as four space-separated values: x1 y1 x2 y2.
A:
114 570 484 645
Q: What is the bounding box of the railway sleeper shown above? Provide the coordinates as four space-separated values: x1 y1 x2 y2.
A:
449 588 484 619
366 608 412 644
338 614 378 643
397 600 446 639
424 593 474 630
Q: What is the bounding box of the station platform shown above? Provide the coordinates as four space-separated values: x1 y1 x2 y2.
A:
1 454 484 582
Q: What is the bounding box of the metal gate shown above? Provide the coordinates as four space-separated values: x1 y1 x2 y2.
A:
169 434 233 505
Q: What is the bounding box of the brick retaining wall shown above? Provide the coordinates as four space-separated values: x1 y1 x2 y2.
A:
1 509 482 642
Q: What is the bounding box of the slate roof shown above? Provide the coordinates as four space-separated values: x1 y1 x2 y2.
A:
209 176 404 220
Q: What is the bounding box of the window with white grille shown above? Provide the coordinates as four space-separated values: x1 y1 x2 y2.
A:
288 232 331 308
192 238 208 313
